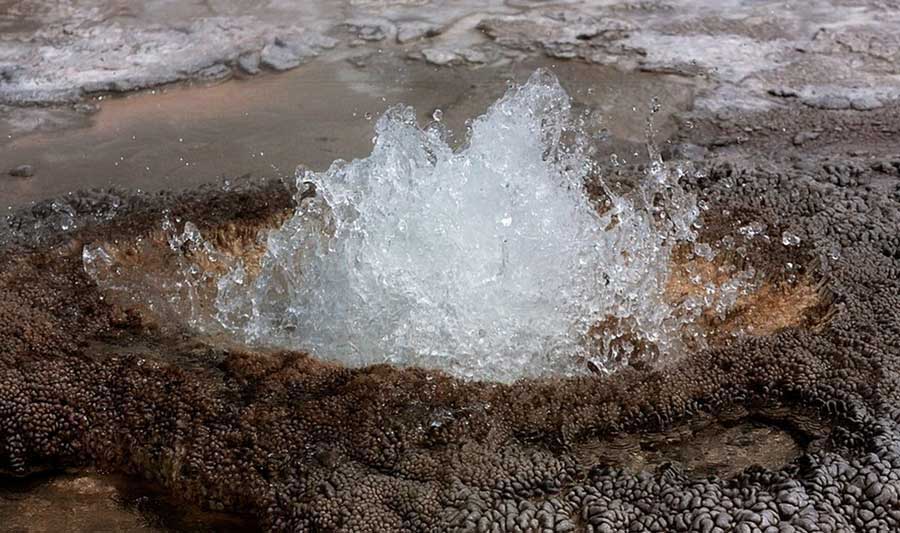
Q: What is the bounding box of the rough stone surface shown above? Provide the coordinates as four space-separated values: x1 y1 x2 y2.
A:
396 21 441 44
343 17 396 43
237 52 261 75
3 1 900 531
2 129 900 530
0 13 334 104
259 31 337 72
8 164 34 178
421 47 459 66
3 0 900 134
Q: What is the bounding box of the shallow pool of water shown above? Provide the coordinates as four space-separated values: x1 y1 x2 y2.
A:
0 57 694 209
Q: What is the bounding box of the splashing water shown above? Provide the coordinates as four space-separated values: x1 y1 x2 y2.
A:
82 70 731 381
203 70 697 380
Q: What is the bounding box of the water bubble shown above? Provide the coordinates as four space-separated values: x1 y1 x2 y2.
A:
738 221 766 238
51 200 76 231
692 242 716 261
781 231 801 246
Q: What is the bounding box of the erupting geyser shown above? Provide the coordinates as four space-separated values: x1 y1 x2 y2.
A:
214 69 706 380
85 70 728 381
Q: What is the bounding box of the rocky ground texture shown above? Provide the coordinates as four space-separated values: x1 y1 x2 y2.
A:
2 0 900 532
0 123 899 532
3 0 900 133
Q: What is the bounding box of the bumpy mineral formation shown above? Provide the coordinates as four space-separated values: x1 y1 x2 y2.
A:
3 113 900 532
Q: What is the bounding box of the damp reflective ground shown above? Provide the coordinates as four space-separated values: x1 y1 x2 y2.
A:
0 58 695 209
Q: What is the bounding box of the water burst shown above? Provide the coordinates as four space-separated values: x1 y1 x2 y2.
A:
205 69 702 381
80 70 750 381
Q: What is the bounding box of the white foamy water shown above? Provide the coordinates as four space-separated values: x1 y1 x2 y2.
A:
208 70 700 381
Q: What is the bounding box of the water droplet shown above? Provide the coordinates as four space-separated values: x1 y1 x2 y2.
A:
738 221 766 238
692 242 716 261
781 231 801 246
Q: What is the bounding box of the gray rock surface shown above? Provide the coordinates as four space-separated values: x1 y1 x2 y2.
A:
8 164 34 178
237 52 261 75
396 21 441 44
343 17 396 42
421 47 459 66
0 16 335 104
260 31 337 72
3 0 900 126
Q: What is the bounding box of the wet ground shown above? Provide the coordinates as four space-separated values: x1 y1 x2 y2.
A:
0 468 254 532
0 57 693 208
4 0 900 208
2 1 900 532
